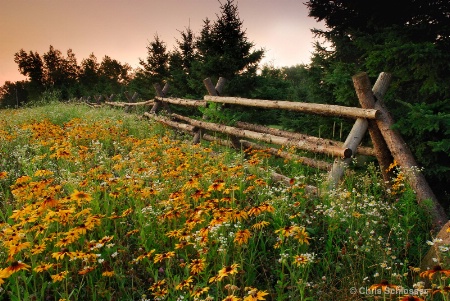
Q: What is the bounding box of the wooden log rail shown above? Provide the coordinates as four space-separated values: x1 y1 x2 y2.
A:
105 100 154 108
201 134 332 171
171 113 352 158
235 121 375 157
204 95 379 119
154 96 207 108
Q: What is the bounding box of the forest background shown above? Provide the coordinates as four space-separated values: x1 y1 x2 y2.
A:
1 0 449 208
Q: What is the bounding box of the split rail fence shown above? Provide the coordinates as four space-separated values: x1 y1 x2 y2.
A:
83 72 447 228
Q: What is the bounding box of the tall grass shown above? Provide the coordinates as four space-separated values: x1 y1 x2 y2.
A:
0 103 446 301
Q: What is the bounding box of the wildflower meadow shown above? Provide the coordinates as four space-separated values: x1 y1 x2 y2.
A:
0 102 448 301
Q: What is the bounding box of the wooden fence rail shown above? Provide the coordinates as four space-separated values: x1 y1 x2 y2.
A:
83 72 447 228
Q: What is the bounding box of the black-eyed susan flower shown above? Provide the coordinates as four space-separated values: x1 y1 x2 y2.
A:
51 271 69 282
190 286 210 298
33 262 54 273
369 279 400 293
31 242 47 255
420 265 450 280
153 251 175 263
432 286 450 297
102 270 115 277
151 288 168 298
210 263 240 283
251 221 270 231
149 279 166 291
222 295 242 301
208 179 225 192
52 248 76 260
189 258 206 275
243 287 269 301
0 268 12 285
294 227 310 245
293 254 310 266
4 261 30 274
175 240 194 249
0 171 8 179
70 190 92 204
175 276 194 290
7 241 31 257
234 229 251 245
275 225 298 237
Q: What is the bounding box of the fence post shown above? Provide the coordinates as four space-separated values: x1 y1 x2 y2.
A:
354 72 447 227
104 94 115 102
150 83 170 114
124 92 138 113
328 72 392 186
194 77 233 145
354 72 394 183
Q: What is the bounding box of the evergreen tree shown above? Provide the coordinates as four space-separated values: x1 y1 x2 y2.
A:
305 0 450 203
98 56 131 95
13 49 45 99
139 34 170 85
192 0 264 95
169 26 197 97
0 81 29 108
79 53 100 95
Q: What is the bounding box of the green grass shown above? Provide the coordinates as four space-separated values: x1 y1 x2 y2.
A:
0 102 445 301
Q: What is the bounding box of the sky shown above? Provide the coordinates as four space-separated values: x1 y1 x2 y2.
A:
0 0 326 86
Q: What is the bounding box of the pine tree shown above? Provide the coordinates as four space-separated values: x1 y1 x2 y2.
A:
193 0 264 83
139 34 170 84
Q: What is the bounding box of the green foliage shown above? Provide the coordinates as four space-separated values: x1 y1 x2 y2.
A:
0 81 29 108
198 102 243 126
305 0 450 204
190 0 264 94
139 34 170 85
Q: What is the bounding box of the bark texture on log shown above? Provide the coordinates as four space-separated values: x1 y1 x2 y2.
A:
172 114 352 158
105 100 154 107
354 72 394 183
194 77 228 145
235 121 374 157
328 118 369 186
354 72 447 227
150 83 170 114
154 96 206 107
239 140 332 171
143 112 195 132
204 95 379 119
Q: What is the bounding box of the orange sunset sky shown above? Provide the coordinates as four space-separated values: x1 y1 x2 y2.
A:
0 0 325 86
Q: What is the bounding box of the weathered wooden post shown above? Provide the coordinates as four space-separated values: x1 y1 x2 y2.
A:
124 91 138 113
94 95 103 105
194 77 230 145
104 94 115 102
328 72 393 186
354 72 447 227
353 72 394 183
150 83 170 114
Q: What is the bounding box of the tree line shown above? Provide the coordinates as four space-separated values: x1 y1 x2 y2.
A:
1 0 449 206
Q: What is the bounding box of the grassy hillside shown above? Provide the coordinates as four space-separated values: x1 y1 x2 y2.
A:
0 102 443 301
